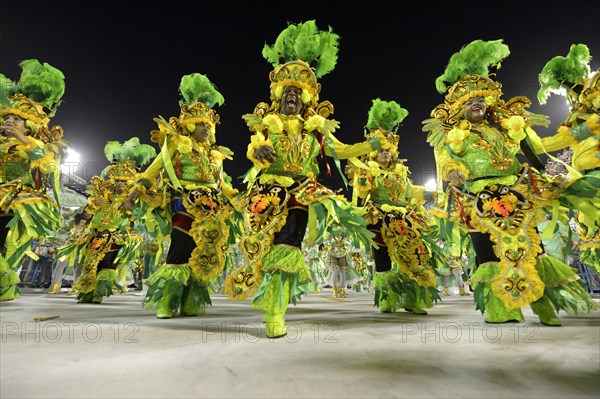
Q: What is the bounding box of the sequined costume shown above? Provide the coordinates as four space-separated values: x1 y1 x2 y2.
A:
71 139 153 303
349 99 440 315
133 73 240 319
224 21 383 338
423 39 597 325
1 60 66 301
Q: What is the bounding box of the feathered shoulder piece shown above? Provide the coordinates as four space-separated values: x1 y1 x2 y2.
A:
435 39 510 94
150 115 179 144
421 116 446 151
537 43 591 105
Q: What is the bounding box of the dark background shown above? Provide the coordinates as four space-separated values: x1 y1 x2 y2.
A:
1 1 598 194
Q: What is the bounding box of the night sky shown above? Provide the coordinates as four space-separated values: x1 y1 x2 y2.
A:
2 1 599 193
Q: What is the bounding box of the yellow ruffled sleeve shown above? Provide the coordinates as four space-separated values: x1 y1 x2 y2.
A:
540 126 577 153
29 151 59 174
323 132 377 159
572 136 600 172
246 131 274 169
435 147 469 181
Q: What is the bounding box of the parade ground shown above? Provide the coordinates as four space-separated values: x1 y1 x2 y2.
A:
1 288 599 399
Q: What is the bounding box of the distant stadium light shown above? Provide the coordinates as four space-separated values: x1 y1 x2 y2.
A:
63 148 81 164
424 178 437 192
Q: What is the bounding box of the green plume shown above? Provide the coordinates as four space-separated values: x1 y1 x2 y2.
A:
131 143 157 167
121 137 143 161
179 73 224 108
435 39 510 94
104 137 157 167
122 137 156 167
537 44 591 104
366 99 409 131
0 74 18 105
17 59 66 115
262 20 340 78
104 140 124 163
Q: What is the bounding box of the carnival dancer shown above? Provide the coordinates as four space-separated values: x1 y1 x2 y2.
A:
348 99 440 314
127 73 240 318
422 39 597 325
323 224 361 298
224 20 386 338
1 60 67 301
71 138 154 303
303 243 327 293
536 43 599 271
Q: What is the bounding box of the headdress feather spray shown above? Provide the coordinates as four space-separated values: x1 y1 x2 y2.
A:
537 43 591 104
262 20 340 78
435 39 510 94
179 73 224 108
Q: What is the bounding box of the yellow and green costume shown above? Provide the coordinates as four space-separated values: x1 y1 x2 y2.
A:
72 138 153 303
135 73 240 319
349 99 440 314
224 21 379 338
1 60 66 301
424 40 596 325
537 44 599 272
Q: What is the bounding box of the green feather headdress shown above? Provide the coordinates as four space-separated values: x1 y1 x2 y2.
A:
103 137 157 177
263 20 340 104
537 44 591 105
178 73 224 140
0 59 66 129
262 20 340 79
179 73 224 108
17 59 66 116
433 40 509 111
365 99 408 157
435 39 510 94
366 99 409 132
